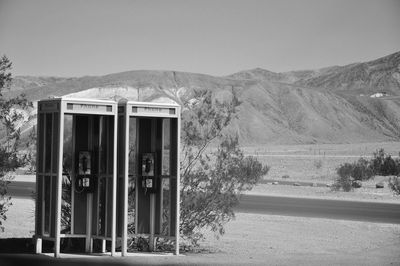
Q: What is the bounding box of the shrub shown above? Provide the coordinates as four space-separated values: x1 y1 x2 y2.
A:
352 158 374 181
334 148 400 193
371 148 385 174
336 158 373 182
388 177 400 195
0 56 31 232
180 89 269 246
314 160 323 170
370 149 399 176
336 163 353 179
332 175 353 192
381 156 398 176
334 158 374 191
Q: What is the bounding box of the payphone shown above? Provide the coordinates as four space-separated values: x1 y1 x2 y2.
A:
141 153 156 193
76 151 94 193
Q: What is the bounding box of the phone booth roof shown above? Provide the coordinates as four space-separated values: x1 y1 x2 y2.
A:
118 99 180 118
38 97 118 116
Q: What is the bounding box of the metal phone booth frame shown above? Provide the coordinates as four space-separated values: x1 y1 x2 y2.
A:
34 97 118 257
118 100 181 255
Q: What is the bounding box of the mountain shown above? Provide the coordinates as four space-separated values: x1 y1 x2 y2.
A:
231 51 400 96
8 51 400 145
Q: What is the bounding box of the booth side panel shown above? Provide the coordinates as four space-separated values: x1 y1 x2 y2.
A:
50 113 59 238
154 118 163 235
169 118 178 237
35 176 43 236
106 178 113 237
116 115 125 238
117 177 124 237
73 116 89 234
137 119 152 234
106 116 115 238
170 178 177 237
35 113 44 236
91 116 99 236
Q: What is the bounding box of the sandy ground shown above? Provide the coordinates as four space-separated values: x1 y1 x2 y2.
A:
1 198 35 238
2 199 400 265
199 213 400 265
4 143 400 265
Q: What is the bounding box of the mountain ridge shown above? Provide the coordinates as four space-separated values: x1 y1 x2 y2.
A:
8 51 400 145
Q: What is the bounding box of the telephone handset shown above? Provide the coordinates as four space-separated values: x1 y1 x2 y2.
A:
75 151 94 193
141 153 156 193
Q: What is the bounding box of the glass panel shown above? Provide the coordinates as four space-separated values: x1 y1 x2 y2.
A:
106 178 112 237
128 118 137 177
45 113 53 173
128 176 136 235
127 117 137 236
161 178 170 235
118 116 123 176
38 114 45 173
36 175 43 235
162 119 171 176
107 117 114 175
99 117 107 174
98 177 106 236
62 115 73 174
52 113 59 173
61 174 71 234
117 177 124 236
44 176 51 234
92 116 99 176
61 115 73 234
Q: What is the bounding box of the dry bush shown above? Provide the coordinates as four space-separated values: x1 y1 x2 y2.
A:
388 177 400 195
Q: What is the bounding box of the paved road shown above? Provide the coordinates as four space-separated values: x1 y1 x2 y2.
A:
8 181 400 224
236 194 400 224
8 181 35 199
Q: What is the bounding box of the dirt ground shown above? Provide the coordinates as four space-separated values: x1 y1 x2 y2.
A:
245 142 400 183
199 213 400 265
2 142 400 264
2 199 400 265
1 198 35 238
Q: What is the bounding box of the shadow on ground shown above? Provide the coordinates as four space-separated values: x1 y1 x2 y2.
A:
0 238 209 266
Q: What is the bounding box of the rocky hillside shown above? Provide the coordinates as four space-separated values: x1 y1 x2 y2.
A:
8 51 400 145
231 51 400 96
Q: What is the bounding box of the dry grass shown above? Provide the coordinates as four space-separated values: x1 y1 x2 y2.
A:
256 155 351 182
244 142 400 183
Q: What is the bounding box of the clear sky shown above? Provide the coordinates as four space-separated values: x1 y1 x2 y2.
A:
0 0 399 77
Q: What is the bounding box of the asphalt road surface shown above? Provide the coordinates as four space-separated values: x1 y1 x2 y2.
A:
236 194 400 224
8 181 400 224
8 181 35 199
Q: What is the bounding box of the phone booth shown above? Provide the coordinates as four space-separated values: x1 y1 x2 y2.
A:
34 96 181 257
117 100 181 255
34 97 118 257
